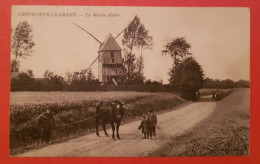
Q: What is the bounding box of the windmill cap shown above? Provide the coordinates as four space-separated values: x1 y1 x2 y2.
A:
99 34 122 51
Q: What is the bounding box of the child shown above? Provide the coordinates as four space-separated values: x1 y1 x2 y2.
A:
148 109 157 140
138 114 149 139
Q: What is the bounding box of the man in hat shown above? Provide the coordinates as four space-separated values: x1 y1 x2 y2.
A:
148 109 157 140
36 109 55 143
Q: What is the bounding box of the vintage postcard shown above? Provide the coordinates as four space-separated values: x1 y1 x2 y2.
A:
9 5 250 158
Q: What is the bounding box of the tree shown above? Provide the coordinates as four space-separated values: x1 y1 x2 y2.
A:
122 15 153 53
18 70 35 84
65 69 98 89
11 70 35 91
71 69 88 84
235 80 250 88
173 57 204 101
86 68 95 83
122 15 153 84
11 21 35 72
134 55 145 84
221 79 235 88
122 50 136 84
27 70 34 78
162 37 192 67
168 63 183 87
70 71 80 86
11 60 20 72
65 71 73 86
203 78 249 88
145 79 162 85
44 70 54 80
44 70 64 90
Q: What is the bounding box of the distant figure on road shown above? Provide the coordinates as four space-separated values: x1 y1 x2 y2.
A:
215 92 220 100
212 91 216 99
148 109 157 140
36 109 55 144
196 91 200 101
138 114 149 139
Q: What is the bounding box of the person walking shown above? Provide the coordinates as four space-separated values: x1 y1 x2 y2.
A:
36 109 55 144
148 109 157 140
138 114 149 139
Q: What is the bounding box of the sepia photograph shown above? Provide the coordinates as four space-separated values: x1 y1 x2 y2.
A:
9 6 250 157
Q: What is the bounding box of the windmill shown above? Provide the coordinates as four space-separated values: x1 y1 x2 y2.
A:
73 22 127 85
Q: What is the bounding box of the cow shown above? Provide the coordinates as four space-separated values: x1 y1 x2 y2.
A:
96 100 125 140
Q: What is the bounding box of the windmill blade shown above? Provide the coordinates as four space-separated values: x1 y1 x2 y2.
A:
115 20 133 39
73 22 102 44
83 55 99 74
115 27 126 39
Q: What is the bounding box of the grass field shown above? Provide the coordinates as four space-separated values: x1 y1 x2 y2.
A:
10 91 186 155
148 88 249 156
10 91 158 105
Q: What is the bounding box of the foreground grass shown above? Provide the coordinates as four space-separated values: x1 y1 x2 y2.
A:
148 89 249 156
10 92 185 155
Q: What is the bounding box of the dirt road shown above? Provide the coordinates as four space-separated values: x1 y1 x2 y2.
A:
17 101 216 157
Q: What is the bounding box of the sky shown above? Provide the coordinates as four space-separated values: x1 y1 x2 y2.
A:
11 6 250 83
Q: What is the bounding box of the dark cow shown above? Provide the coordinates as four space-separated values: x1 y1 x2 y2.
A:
96 100 125 140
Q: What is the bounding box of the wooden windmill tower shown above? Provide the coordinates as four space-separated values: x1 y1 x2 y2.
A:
98 34 123 84
73 23 125 85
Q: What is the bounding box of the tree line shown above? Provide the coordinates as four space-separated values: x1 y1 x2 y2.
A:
10 68 169 91
11 69 98 91
203 78 250 88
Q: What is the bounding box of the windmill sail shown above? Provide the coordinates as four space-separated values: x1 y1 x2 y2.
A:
115 28 126 39
115 23 131 39
73 22 102 74
73 22 101 44
82 55 99 74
